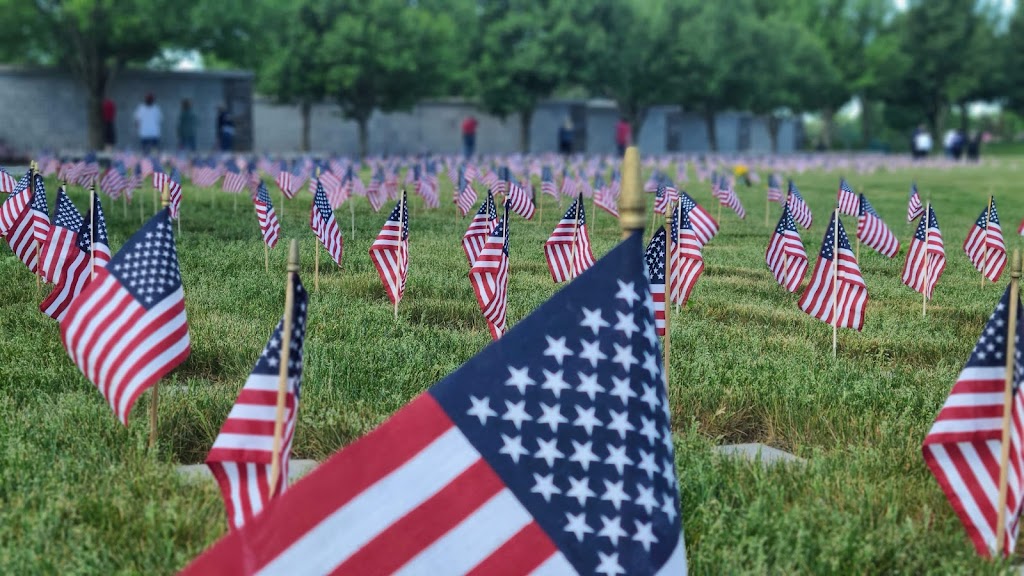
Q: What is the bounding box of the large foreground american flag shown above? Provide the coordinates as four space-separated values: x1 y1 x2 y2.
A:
59 208 190 424
182 231 685 576
922 285 1024 557
207 273 308 530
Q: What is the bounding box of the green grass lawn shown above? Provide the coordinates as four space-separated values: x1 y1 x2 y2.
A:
2 157 1023 574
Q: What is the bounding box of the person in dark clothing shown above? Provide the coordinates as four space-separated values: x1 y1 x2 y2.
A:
217 106 235 152
102 98 116 150
461 115 477 159
966 131 981 163
558 117 574 156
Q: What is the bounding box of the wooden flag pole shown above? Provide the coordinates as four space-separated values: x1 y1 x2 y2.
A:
264 243 270 273
923 202 931 318
674 200 683 314
983 194 993 288
832 207 839 359
123 184 128 219
314 168 321 292
90 184 98 279
995 249 1021 557
268 239 300 499
30 163 42 289
664 202 673 388
150 185 171 450
619 146 645 240
568 193 583 280
394 191 406 321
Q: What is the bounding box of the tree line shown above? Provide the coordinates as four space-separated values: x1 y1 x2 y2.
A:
1 0 1021 155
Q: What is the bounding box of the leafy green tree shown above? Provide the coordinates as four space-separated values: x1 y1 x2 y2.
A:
320 0 457 157
1006 6 1024 118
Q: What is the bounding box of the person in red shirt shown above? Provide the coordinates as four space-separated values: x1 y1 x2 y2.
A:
461 115 478 159
102 98 116 150
615 116 631 157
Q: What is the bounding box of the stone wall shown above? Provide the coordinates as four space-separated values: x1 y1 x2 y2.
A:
0 66 253 154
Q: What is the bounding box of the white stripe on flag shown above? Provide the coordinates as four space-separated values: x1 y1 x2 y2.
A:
212 434 276 452
257 426 478 576
655 537 688 575
529 553 578 576
393 489 533 575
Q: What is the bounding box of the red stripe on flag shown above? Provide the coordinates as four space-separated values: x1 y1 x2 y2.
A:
466 522 557 575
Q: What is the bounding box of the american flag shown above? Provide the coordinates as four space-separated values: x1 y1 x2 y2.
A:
469 212 510 339
594 174 619 218
369 192 410 306
645 212 705 336
504 180 536 220
560 168 579 199
207 273 308 530
74 153 101 186
493 166 511 196
0 171 32 236
717 177 746 219
798 211 868 331
39 186 84 284
837 178 859 216
766 173 783 202
320 170 346 209
223 164 249 194
766 203 808 293
254 181 280 249
366 168 388 212
154 169 184 220
678 191 718 246
6 174 50 273
645 227 671 335
181 232 685 576
856 194 900 258
60 207 190 424
0 167 16 192
455 166 478 217
786 180 813 229
902 205 945 300
653 185 678 215
310 181 344 267
544 196 595 283
79 191 112 270
922 285 1024 557
463 190 497 265
541 166 558 199
908 182 924 222
40 189 94 321
99 165 127 199
964 197 1007 282
275 161 302 199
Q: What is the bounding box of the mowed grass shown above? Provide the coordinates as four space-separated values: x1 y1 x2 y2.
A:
2 158 1023 574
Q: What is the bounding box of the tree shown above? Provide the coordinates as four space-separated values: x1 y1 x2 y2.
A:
1006 6 1024 118
320 0 457 157
0 0 266 149
473 0 575 152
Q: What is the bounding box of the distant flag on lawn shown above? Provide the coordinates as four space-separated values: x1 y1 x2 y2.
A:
254 181 280 249
39 186 84 284
207 272 308 530
678 191 718 246
0 167 16 192
593 174 619 218
544 195 595 283
798 211 868 330
856 194 900 258
59 207 190 424
653 184 678 215
837 178 859 216
786 180 812 229
99 165 127 199
223 164 249 194
154 168 184 220
310 180 344 266
180 232 686 576
908 183 924 222
276 160 302 199
0 171 31 235
504 179 535 220
766 203 808 293
645 227 670 335
463 189 497 266
6 174 49 273
368 191 410 306
455 166 478 217
964 197 1007 282
646 211 705 335
766 173 783 202
79 191 112 269
902 205 945 299
540 166 558 199
468 212 509 339
922 285 1024 558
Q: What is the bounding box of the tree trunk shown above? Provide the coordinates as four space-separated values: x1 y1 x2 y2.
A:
767 115 780 154
519 108 533 153
703 106 718 152
820 108 835 150
87 90 104 151
357 116 369 159
959 101 969 134
300 100 312 152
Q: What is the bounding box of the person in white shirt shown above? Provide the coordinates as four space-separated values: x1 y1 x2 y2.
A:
913 125 932 159
134 93 163 154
